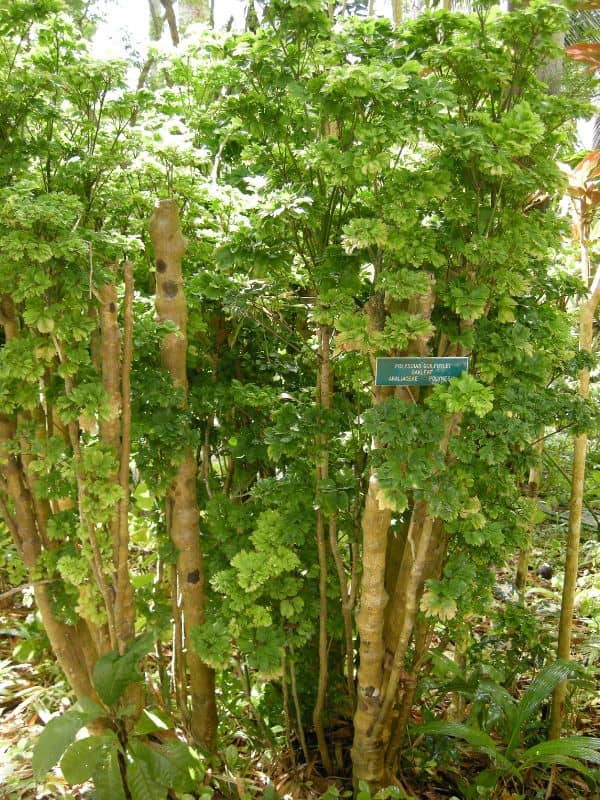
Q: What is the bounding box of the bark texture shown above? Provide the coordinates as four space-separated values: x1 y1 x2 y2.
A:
0 299 101 702
549 267 600 738
0 414 100 700
150 199 217 750
313 324 332 773
115 263 136 650
515 438 544 598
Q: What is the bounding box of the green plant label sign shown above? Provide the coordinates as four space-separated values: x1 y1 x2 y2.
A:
375 357 469 386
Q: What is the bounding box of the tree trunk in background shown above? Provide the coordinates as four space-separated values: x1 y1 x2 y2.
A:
179 0 211 28
150 199 217 750
549 228 600 738
0 413 100 700
510 0 564 94
98 269 135 654
313 324 333 773
0 298 101 702
515 438 544 600
148 0 165 39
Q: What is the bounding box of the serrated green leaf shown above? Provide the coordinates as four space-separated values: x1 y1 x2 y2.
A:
158 739 204 792
128 738 182 789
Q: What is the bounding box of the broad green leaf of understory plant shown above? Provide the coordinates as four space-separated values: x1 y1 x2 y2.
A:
417 661 594 784
60 733 119 784
126 754 168 800
128 738 189 796
92 633 154 707
32 700 105 779
92 743 127 800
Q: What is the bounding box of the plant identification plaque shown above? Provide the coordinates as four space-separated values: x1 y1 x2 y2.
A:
375 357 469 387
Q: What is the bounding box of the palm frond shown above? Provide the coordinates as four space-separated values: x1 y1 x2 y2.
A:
416 721 517 776
475 680 517 730
522 736 600 764
592 115 600 149
567 8 600 46
506 660 581 756
521 736 600 775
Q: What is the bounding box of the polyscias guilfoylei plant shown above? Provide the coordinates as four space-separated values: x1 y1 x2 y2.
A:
0 3 144 703
167 0 590 788
0 1 595 796
148 1 592 783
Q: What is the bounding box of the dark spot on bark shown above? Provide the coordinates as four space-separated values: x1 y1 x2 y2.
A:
156 258 167 273
108 302 116 313
163 280 178 298
187 570 200 584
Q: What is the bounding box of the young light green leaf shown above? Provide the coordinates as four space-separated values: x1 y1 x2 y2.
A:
131 707 172 737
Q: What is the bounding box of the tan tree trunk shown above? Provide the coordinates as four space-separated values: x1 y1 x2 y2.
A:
352 292 394 787
515 438 544 599
313 324 333 773
98 263 136 653
0 414 100 700
549 235 600 738
98 272 133 653
150 199 217 750
0 300 101 701
352 280 444 788
179 0 211 27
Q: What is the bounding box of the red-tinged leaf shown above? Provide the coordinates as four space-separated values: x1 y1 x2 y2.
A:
573 150 600 181
585 189 600 204
566 43 600 71
573 150 600 178
575 0 600 9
